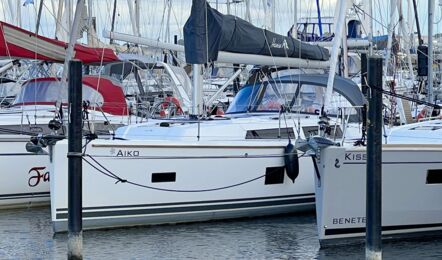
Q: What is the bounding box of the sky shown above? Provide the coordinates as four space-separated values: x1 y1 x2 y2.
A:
0 0 440 45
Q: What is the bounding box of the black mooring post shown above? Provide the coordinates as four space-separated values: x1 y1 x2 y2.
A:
68 60 83 260
366 56 383 260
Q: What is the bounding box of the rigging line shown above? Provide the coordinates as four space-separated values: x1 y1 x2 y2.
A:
84 156 267 192
352 4 390 31
41 0 70 37
83 155 296 193
157 0 168 41
369 84 440 109
169 1 183 39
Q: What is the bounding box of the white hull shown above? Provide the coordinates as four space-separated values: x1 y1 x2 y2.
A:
0 135 50 208
315 145 442 246
51 139 316 232
0 98 141 209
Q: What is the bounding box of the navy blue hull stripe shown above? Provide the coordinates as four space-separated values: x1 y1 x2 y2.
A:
55 195 315 219
325 223 442 236
56 193 315 211
0 192 50 200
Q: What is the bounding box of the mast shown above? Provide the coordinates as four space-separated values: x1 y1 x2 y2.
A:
191 64 203 117
135 0 140 36
55 0 64 39
245 0 251 23
368 0 373 55
8 0 22 27
50 0 57 20
428 0 435 103
384 0 397 78
262 0 274 31
7 0 13 24
397 0 415 82
66 0 73 34
86 0 95 46
16 0 21 27
293 0 298 39
127 0 138 36
59 0 85 100
406 0 415 49
109 0 117 44
271 0 275 32
412 0 423 45
36 0 45 34
165 0 172 43
342 25 349 78
315 0 323 38
324 0 350 109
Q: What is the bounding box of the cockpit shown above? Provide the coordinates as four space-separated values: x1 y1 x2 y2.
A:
226 74 365 115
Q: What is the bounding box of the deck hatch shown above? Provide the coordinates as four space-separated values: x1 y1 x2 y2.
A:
426 169 442 184
151 172 176 183
265 167 285 185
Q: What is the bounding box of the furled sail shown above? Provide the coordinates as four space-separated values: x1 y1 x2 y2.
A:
0 22 119 64
184 0 330 64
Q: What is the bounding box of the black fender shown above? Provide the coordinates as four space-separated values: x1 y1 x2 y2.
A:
284 142 299 183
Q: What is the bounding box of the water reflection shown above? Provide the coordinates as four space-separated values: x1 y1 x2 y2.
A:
0 208 441 259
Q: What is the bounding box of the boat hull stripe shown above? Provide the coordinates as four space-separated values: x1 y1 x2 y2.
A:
56 193 315 211
0 153 42 156
325 223 442 236
55 196 315 219
0 192 50 200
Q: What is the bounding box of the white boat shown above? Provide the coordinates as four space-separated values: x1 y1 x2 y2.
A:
0 75 133 208
50 73 366 232
314 120 442 246
48 0 367 232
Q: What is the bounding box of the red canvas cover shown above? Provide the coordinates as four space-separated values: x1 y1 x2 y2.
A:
82 76 128 116
0 22 119 64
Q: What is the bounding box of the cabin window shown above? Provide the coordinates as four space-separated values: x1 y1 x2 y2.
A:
426 169 442 184
302 125 343 139
151 172 176 183
265 167 285 185
246 128 295 139
256 83 285 112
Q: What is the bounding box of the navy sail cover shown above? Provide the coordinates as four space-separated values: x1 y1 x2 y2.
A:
184 0 330 64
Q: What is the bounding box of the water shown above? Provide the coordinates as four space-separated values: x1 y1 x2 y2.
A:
0 207 441 259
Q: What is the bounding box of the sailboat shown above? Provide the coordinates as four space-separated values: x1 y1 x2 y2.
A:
48 0 367 232
0 18 128 208
313 0 442 245
314 120 442 246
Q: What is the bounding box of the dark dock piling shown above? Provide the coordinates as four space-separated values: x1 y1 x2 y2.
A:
366 56 383 260
68 60 83 260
